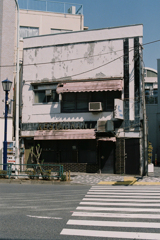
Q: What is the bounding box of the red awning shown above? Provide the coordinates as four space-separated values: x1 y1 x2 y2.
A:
56 79 123 94
97 137 116 142
34 129 96 140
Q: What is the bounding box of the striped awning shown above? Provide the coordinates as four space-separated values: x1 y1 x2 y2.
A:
34 129 96 140
56 79 123 94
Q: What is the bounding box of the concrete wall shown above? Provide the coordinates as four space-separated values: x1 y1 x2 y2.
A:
146 104 158 162
22 24 143 127
0 0 15 164
157 59 160 163
19 10 84 34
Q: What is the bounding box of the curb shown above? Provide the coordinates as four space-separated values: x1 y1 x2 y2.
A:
98 177 160 185
98 181 160 185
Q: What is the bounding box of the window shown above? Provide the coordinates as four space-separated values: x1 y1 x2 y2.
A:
20 26 39 39
51 28 72 34
147 70 157 78
33 85 59 104
145 83 153 88
145 89 158 104
61 91 121 113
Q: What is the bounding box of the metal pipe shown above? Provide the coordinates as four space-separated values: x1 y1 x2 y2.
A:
14 0 20 171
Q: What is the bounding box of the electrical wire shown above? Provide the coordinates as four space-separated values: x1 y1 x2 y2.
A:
0 38 159 69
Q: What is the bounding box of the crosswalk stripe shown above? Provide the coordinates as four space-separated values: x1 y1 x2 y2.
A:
88 191 160 195
91 186 160 190
67 219 160 228
90 188 160 193
77 206 160 212
86 194 160 198
83 197 160 202
60 229 160 239
61 186 160 239
80 201 160 207
72 211 160 219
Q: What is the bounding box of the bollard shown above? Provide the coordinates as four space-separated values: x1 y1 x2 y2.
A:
155 154 157 166
66 171 68 181
69 170 70 181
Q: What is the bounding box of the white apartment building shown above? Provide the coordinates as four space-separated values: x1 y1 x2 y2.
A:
21 24 145 175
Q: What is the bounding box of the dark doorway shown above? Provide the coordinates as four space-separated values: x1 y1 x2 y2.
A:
125 138 140 174
99 141 114 173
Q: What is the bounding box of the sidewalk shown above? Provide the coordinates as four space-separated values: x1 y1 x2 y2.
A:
0 166 160 185
70 166 160 185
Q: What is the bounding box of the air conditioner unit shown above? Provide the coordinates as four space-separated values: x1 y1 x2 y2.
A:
89 102 103 111
45 89 52 96
97 120 114 132
68 6 76 14
97 120 107 132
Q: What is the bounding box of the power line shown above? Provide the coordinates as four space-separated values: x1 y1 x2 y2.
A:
0 38 160 69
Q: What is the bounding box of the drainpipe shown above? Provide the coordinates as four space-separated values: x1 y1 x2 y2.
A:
14 0 20 173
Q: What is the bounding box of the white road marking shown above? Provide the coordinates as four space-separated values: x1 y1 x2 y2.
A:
27 215 62 219
88 191 160 195
31 207 74 211
90 187 160 192
72 211 160 219
83 197 160 202
85 194 160 199
80 201 160 207
77 206 160 212
67 219 160 228
60 229 160 239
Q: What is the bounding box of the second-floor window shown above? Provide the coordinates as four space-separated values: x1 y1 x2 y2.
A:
61 91 121 113
33 86 59 104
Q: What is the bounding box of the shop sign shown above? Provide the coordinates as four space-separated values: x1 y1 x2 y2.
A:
114 99 124 120
37 122 95 130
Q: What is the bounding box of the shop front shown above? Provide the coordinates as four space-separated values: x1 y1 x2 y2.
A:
23 126 116 173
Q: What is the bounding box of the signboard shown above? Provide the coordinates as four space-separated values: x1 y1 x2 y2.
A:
114 99 124 120
7 141 15 165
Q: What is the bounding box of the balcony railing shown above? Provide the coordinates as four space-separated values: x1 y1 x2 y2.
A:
18 0 83 15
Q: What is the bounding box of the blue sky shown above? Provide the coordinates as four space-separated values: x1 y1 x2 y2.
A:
67 0 160 70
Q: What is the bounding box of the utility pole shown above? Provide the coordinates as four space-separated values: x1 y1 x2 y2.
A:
14 0 20 172
140 44 148 176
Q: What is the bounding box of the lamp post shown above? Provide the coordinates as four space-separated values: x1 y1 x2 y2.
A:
2 79 12 171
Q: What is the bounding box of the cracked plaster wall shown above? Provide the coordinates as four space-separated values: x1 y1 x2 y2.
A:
22 25 143 125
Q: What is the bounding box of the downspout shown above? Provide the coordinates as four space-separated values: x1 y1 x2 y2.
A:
14 0 20 172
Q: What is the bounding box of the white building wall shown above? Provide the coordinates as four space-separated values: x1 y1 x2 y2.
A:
19 10 84 34
22 24 143 128
0 0 15 165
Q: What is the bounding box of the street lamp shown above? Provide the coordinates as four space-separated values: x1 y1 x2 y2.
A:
2 78 12 171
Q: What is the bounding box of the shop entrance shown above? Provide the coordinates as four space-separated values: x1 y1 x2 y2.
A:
99 141 115 173
125 138 140 174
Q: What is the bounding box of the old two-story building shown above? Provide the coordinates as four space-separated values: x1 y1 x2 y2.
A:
21 24 146 175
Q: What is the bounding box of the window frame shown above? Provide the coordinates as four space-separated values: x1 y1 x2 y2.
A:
33 85 59 104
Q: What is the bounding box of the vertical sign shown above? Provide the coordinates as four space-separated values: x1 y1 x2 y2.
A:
114 99 124 120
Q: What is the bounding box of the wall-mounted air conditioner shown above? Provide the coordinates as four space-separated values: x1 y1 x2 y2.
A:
68 6 76 14
97 120 114 132
45 89 52 96
89 102 103 112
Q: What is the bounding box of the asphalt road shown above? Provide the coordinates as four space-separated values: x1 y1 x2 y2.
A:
1 183 160 240
0 183 90 240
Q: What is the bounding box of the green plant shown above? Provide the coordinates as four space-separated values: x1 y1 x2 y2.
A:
42 170 51 180
0 170 7 178
61 174 66 181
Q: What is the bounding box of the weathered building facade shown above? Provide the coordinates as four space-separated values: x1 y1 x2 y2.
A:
21 24 145 175
0 0 15 166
